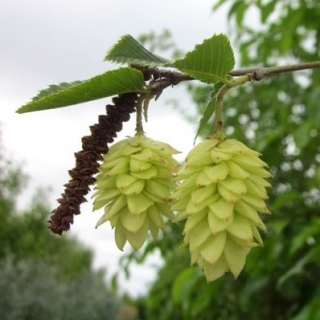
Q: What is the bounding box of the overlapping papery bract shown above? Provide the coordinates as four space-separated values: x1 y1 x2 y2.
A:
171 135 271 282
93 134 180 250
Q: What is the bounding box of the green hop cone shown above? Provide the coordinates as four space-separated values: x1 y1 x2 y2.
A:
93 133 180 251
171 135 271 282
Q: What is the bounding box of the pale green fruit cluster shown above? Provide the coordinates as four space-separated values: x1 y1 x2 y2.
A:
93 133 180 250
171 136 271 282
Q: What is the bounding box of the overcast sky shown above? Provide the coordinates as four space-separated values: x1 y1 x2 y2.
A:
1 0 229 296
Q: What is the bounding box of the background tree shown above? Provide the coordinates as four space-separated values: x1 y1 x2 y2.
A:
0 139 122 320
123 1 320 319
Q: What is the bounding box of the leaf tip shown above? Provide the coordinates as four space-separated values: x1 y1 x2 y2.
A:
104 33 170 67
104 34 134 62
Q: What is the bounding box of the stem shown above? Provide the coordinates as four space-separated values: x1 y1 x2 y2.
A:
214 85 231 138
230 75 251 87
214 75 250 137
135 95 145 134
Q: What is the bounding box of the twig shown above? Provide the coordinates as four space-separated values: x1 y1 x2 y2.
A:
229 61 320 80
143 61 320 96
130 60 320 108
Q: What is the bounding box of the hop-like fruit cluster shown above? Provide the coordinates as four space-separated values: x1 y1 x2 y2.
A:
93 133 180 250
171 136 271 282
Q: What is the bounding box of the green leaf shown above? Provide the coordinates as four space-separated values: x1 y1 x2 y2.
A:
172 267 199 305
212 0 228 10
32 81 83 101
194 83 223 140
307 86 320 121
105 34 170 67
271 191 301 210
261 0 277 23
270 218 290 234
172 34 235 84
292 297 320 320
289 220 320 256
293 121 313 151
110 273 118 294
277 249 316 289
16 68 145 113
228 0 248 27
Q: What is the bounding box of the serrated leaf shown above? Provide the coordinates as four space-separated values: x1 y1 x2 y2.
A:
172 34 235 84
105 34 170 67
32 81 83 101
16 67 145 113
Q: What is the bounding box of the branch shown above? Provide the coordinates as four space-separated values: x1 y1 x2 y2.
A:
134 61 320 100
229 61 320 80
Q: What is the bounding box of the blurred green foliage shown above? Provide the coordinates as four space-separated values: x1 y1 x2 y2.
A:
123 1 320 319
0 143 120 319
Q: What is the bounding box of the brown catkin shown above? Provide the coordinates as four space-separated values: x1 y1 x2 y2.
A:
49 93 138 235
